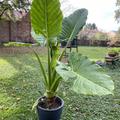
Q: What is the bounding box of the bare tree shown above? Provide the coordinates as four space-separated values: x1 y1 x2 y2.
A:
60 0 76 16
0 0 31 21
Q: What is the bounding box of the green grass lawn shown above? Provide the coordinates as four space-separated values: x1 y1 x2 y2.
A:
67 46 109 61
0 47 120 120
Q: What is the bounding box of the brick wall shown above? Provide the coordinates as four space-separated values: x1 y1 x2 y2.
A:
0 21 9 43
77 39 109 47
0 13 35 43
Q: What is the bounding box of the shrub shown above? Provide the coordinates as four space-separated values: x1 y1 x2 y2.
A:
3 42 32 47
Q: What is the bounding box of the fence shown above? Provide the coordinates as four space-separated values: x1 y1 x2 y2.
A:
77 39 109 47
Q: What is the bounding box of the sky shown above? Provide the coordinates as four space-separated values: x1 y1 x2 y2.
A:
61 0 120 32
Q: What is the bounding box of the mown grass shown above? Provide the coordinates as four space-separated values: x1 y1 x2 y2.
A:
0 47 120 120
67 46 109 61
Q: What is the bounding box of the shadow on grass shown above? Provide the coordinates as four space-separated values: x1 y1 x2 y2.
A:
0 51 120 120
0 53 47 120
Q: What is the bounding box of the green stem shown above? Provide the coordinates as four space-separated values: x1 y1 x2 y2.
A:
33 49 48 87
47 42 52 90
45 90 56 98
59 23 78 61
50 76 61 92
50 69 57 89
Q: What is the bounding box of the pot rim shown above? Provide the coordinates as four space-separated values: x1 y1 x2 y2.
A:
37 96 64 111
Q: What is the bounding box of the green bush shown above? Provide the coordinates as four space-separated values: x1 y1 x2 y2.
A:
3 42 32 47
108 48 120 54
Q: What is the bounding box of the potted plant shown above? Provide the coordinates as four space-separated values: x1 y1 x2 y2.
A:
31 0 114 120
108 48 119 57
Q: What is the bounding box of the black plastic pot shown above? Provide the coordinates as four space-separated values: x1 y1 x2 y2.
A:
108 53 117 57
37 96 64 120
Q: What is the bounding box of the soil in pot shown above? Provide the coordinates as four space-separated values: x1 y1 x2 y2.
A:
37 96 64 120
38 96 62 109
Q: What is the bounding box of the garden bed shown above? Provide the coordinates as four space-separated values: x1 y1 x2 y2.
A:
0 46 47 55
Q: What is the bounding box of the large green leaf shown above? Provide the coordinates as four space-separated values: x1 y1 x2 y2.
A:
31 0 63 39
60 9 88 41
56 53 114 95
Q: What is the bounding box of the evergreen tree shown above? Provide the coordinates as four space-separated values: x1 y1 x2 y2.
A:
115 0 120 22
84 23 97 30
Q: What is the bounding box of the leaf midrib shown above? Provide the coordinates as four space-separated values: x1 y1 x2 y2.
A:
71 70 112 92
44 0 48 38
